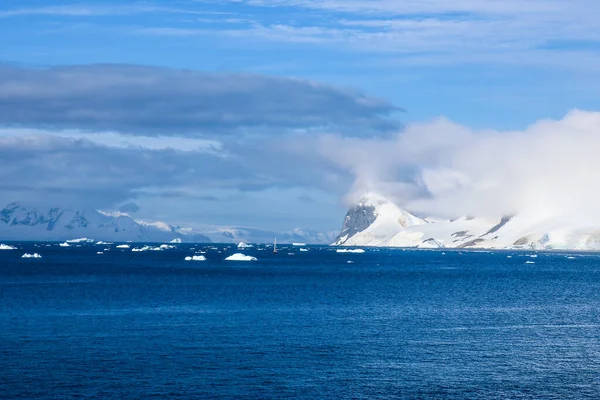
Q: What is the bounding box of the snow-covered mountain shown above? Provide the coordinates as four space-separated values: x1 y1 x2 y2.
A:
194 225 338 245
333 193 600 250
0 202 210 242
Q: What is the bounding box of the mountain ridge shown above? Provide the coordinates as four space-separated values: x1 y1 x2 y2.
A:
333 193 600 250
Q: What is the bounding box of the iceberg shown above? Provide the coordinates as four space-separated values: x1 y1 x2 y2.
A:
185 255 207 261
336 249 365 253
170 238 182 243
225 253 257 261
22 253 42 259
237 242 252 249
0 244 17 250
116 244 130 249
59 242 70 247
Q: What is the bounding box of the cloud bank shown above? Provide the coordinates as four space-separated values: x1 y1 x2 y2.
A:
0 64 399 136
320 109 600 223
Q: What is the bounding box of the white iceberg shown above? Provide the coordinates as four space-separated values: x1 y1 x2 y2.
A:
225 253 257 261
132 246 153 252
59 242 70 247
0 244 17 250
336 249 365 253
292 242 306 246
97 251 104 255
237 242 252 249
22 253 42 259
299 248 309 252
95 241 112 245
170 238 182 243
116 244 130 249
185 255 207 261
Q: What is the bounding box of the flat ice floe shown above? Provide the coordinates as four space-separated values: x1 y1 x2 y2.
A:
336 249 366 253
132 244 176 252
116 244 130 249
185 255 207 261
22 253 42 259
59 242 70 247
0 244 17 250
225 253 257 261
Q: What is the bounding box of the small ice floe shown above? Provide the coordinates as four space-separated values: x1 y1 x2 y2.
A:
347 260 354 264
292 242 306 247
66 238 94 243
185 255 207 261
116 244 130 249
567 256 576 260
0 244 17 250
59 242 70 247
22 253 42 259
132 246 153 252
170 238 182 243
525 261 535 264
507 255 513 258
288 252 295 256
225 253 257 261
237 242 252 249
159 244 174 250
95 241 112 245
97 251 104 255
299 248 309 252
529 254 538 258
336 249 365 253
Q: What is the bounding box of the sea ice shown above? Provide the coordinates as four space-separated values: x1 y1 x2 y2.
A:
59 242 70 247
0 244 17 250
225 253 257 261
336 249 365 253
22 253 42 259
185 255 207 261
116 244 130 249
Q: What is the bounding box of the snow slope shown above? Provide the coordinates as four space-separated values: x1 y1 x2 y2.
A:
0 202 210 242
333 194 600 250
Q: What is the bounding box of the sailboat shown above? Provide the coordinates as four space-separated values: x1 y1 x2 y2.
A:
273 237 277 253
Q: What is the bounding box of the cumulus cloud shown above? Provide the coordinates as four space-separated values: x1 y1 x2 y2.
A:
319 109 600 222
0 64 399 136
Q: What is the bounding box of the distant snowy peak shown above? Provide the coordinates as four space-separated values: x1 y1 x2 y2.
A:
0 202 210 243
334 193 426 246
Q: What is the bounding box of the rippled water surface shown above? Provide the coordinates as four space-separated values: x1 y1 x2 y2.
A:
2 243 600 398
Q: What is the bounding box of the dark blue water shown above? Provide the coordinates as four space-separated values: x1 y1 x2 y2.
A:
2 243 600 399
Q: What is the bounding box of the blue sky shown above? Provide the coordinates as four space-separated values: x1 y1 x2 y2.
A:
1 0 600 232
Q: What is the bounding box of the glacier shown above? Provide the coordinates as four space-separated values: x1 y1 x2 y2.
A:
333 193 600 251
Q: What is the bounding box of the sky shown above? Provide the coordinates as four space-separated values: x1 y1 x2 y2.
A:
1 0 600 232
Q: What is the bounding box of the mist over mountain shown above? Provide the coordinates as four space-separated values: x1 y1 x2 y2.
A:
334 193 600 250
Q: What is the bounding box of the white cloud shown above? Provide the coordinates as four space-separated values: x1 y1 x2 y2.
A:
319 109 600 223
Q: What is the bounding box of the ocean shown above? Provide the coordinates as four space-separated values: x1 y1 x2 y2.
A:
2 242 600 399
